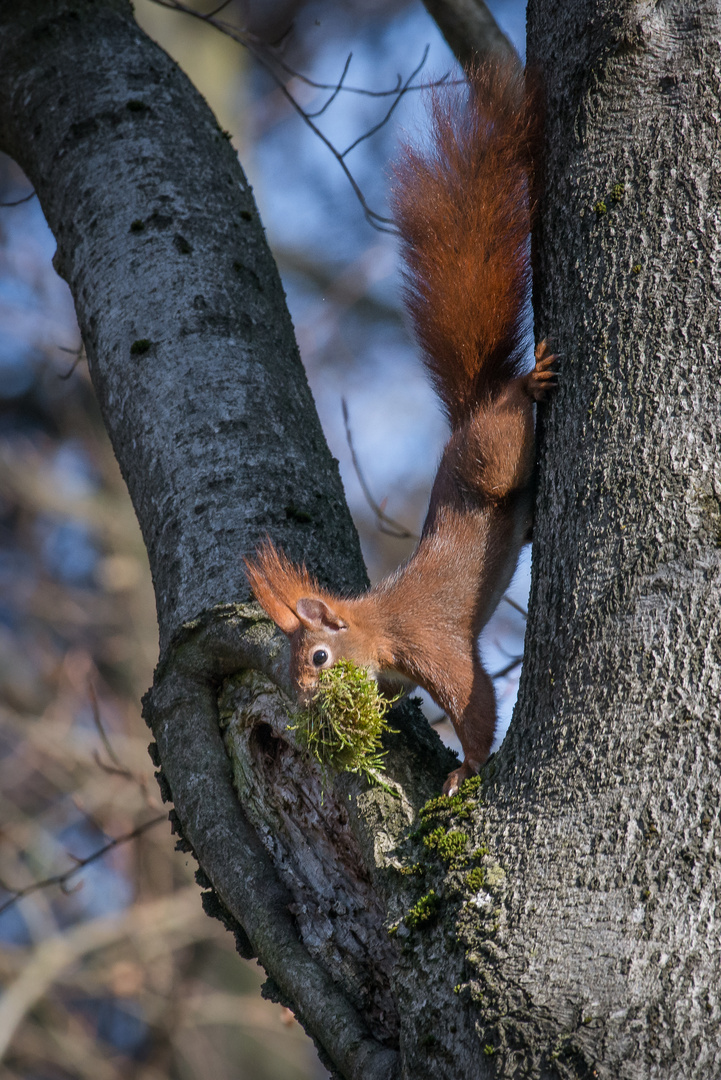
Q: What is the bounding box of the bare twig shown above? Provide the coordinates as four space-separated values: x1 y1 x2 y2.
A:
341 398 418 539
88 680 127 773
87 679 151 801
341 46 435 159
0 816 165 917
146 0 451 231
306 51 353 119
502 594 528 618
56 344 85 380
491 656 523 679
204 0 233 16
0 190 36 207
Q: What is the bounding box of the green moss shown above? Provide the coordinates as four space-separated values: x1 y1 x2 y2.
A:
129 218 145 233
130 339 151 355
458 774 484 798
290 659 398 790
420 792 463 819
594 200 607 216
632 263 642 274
418 774 482 823
483 1045 496 1056
423 827 468 864
611 182 625 203
465 866 486 892
405 890 439 929
399 862 425 877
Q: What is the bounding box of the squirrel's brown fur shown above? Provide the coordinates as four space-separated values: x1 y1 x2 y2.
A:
245 59 555 796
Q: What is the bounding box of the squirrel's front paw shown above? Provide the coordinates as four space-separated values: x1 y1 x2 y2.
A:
442 760 479 797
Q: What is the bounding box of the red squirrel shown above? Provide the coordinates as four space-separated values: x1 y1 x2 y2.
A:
244 59 555 796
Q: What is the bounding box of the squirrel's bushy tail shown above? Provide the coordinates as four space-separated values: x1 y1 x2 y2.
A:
392 60 538 428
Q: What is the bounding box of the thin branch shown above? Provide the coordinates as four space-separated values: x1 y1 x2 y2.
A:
341 398 418 539
306 52 353 119
0 190 36 207
204 0 233 15
0 816 165 918
88 680 127 773
56 343 85 380
251 51 399 231
502 595 528 618
149 0 450 97
146 0 448 232
491 656 523 679
87 678 151 799
341 46 434 159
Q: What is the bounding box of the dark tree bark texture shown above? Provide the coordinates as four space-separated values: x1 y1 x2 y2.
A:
1 1 719 1078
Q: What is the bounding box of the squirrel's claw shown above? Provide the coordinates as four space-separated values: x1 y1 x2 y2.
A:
527 339 559 401
442 760 479 797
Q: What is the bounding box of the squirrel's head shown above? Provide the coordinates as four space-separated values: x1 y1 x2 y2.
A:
243 541 355 702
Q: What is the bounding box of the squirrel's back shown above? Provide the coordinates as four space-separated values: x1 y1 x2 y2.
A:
392 60 538 428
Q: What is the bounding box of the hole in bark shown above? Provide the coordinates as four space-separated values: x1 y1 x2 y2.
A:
250 721 281 763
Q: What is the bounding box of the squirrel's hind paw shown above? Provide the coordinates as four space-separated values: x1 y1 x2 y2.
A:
526 339 558 401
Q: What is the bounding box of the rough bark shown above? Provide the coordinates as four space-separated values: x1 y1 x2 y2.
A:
0 0 367 657
1 0 719 1078
480 0 721 1075
0 2 454 1076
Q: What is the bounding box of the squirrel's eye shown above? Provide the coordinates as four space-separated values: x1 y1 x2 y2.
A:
312 649 329 667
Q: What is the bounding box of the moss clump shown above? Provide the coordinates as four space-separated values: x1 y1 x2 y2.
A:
290 659 398 789
611 182 625 202
458 774 483 799
594 200 607 216
465 866 486 892
419 792 466 820
423 827 468 864
399 862 425 877
130 338 151 355
405 890 439 929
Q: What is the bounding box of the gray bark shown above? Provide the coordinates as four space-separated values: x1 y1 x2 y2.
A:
1 0 719 1078
0 0 367 659
490 0 721 1074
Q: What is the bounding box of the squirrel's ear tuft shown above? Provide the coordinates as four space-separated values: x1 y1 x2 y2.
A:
296 598 348 632
244 540 319 637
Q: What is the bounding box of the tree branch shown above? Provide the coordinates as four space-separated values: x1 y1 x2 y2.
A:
421 0 517 67
0 4 441 1074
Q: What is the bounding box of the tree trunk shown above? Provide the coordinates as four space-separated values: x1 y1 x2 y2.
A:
1 1 719 1078
492 0 721 1074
